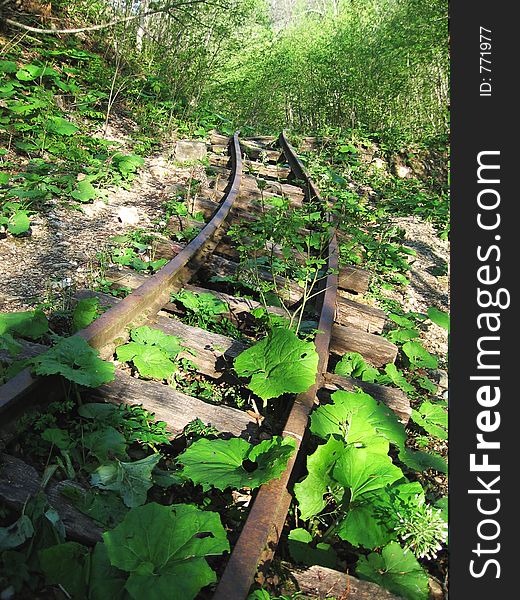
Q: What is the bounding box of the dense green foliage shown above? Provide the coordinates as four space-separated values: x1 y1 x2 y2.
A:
1 3 449 599
211 0 448 145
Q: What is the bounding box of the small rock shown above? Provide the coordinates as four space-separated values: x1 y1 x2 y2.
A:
396 164 412 178
117 206 140 225
163 183 184 197
83 200 107 218
174 140 207 163
149 165 169 178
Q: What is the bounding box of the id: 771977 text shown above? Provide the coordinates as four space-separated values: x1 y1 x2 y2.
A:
480 26 492 97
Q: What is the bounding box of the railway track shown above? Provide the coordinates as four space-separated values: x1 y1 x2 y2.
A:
0 132 410 598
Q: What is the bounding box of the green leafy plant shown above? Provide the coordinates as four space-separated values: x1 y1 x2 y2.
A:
398 447 447 474
334 352 380 382
0 333 23 357
172 289 240 338
0 309 48 339
293 389 447 574
33 336 115 387
177 436 296 491
356 542 429 600
0 202 31 235
411 400 448 440
91 454 161 507
402 341 438 370
295 391 406 524
427 306 450 332
102 502 230 600
72 297 102 332
287 528 338 569
115 326 186 380
111 246 167 273
234 327 318 404
394 494 448 559
78 402 170 450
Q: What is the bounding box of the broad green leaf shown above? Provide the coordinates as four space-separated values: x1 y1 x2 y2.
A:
71 179 97 202
294 436 345 520
427 307 450 332
91 454 160 507
113 153 144 176
116 342 175 380
0 309 48 339
336 482 424 550
0 172 9 185
103 503 229 600
178 436 296 491
47 116 79 136
334 352 371 378
174 289 228 315
0 60 18 73
356 542 429 600
39 542 89 599
60 486 128 529
387 328 420 343
116 327 186 380
89 542 128 600
0 515 34 551
336 499 394 550
14 140 38 151
381 363 415 394
411 401 448 440
310 390 405 450
72 297 100 331
399 448 447 474
287 528 338 568
83 426 128 461
388 313 416 328
417 376 438 394
402 341 438 369
0 333 22 357
149 258 167 271
130 326 185 358
16 64 44 81
434 497 448 523
7 211 30 235
129 345 174 379
78 402 120 421
34 336 115 387
41 427 72 450
333 446 403 502
234 327 318 402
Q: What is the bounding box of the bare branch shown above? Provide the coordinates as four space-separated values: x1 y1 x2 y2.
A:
2 1 228 35
4 10 165 35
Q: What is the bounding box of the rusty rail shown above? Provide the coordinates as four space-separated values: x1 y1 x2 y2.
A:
0 132 243 422
213 137 339 600
278 130 321 202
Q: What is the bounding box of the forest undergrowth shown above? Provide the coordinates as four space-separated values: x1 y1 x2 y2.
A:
1 2 449 599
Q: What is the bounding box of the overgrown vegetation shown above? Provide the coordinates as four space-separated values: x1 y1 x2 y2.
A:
1 1 448 599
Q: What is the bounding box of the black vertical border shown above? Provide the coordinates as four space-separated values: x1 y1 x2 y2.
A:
451 2 515 597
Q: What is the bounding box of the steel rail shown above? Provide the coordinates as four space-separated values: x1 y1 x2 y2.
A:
0 133 243 421
213 138 339 600
278 131 321 202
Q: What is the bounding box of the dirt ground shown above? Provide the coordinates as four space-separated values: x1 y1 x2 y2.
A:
0 144 207 313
